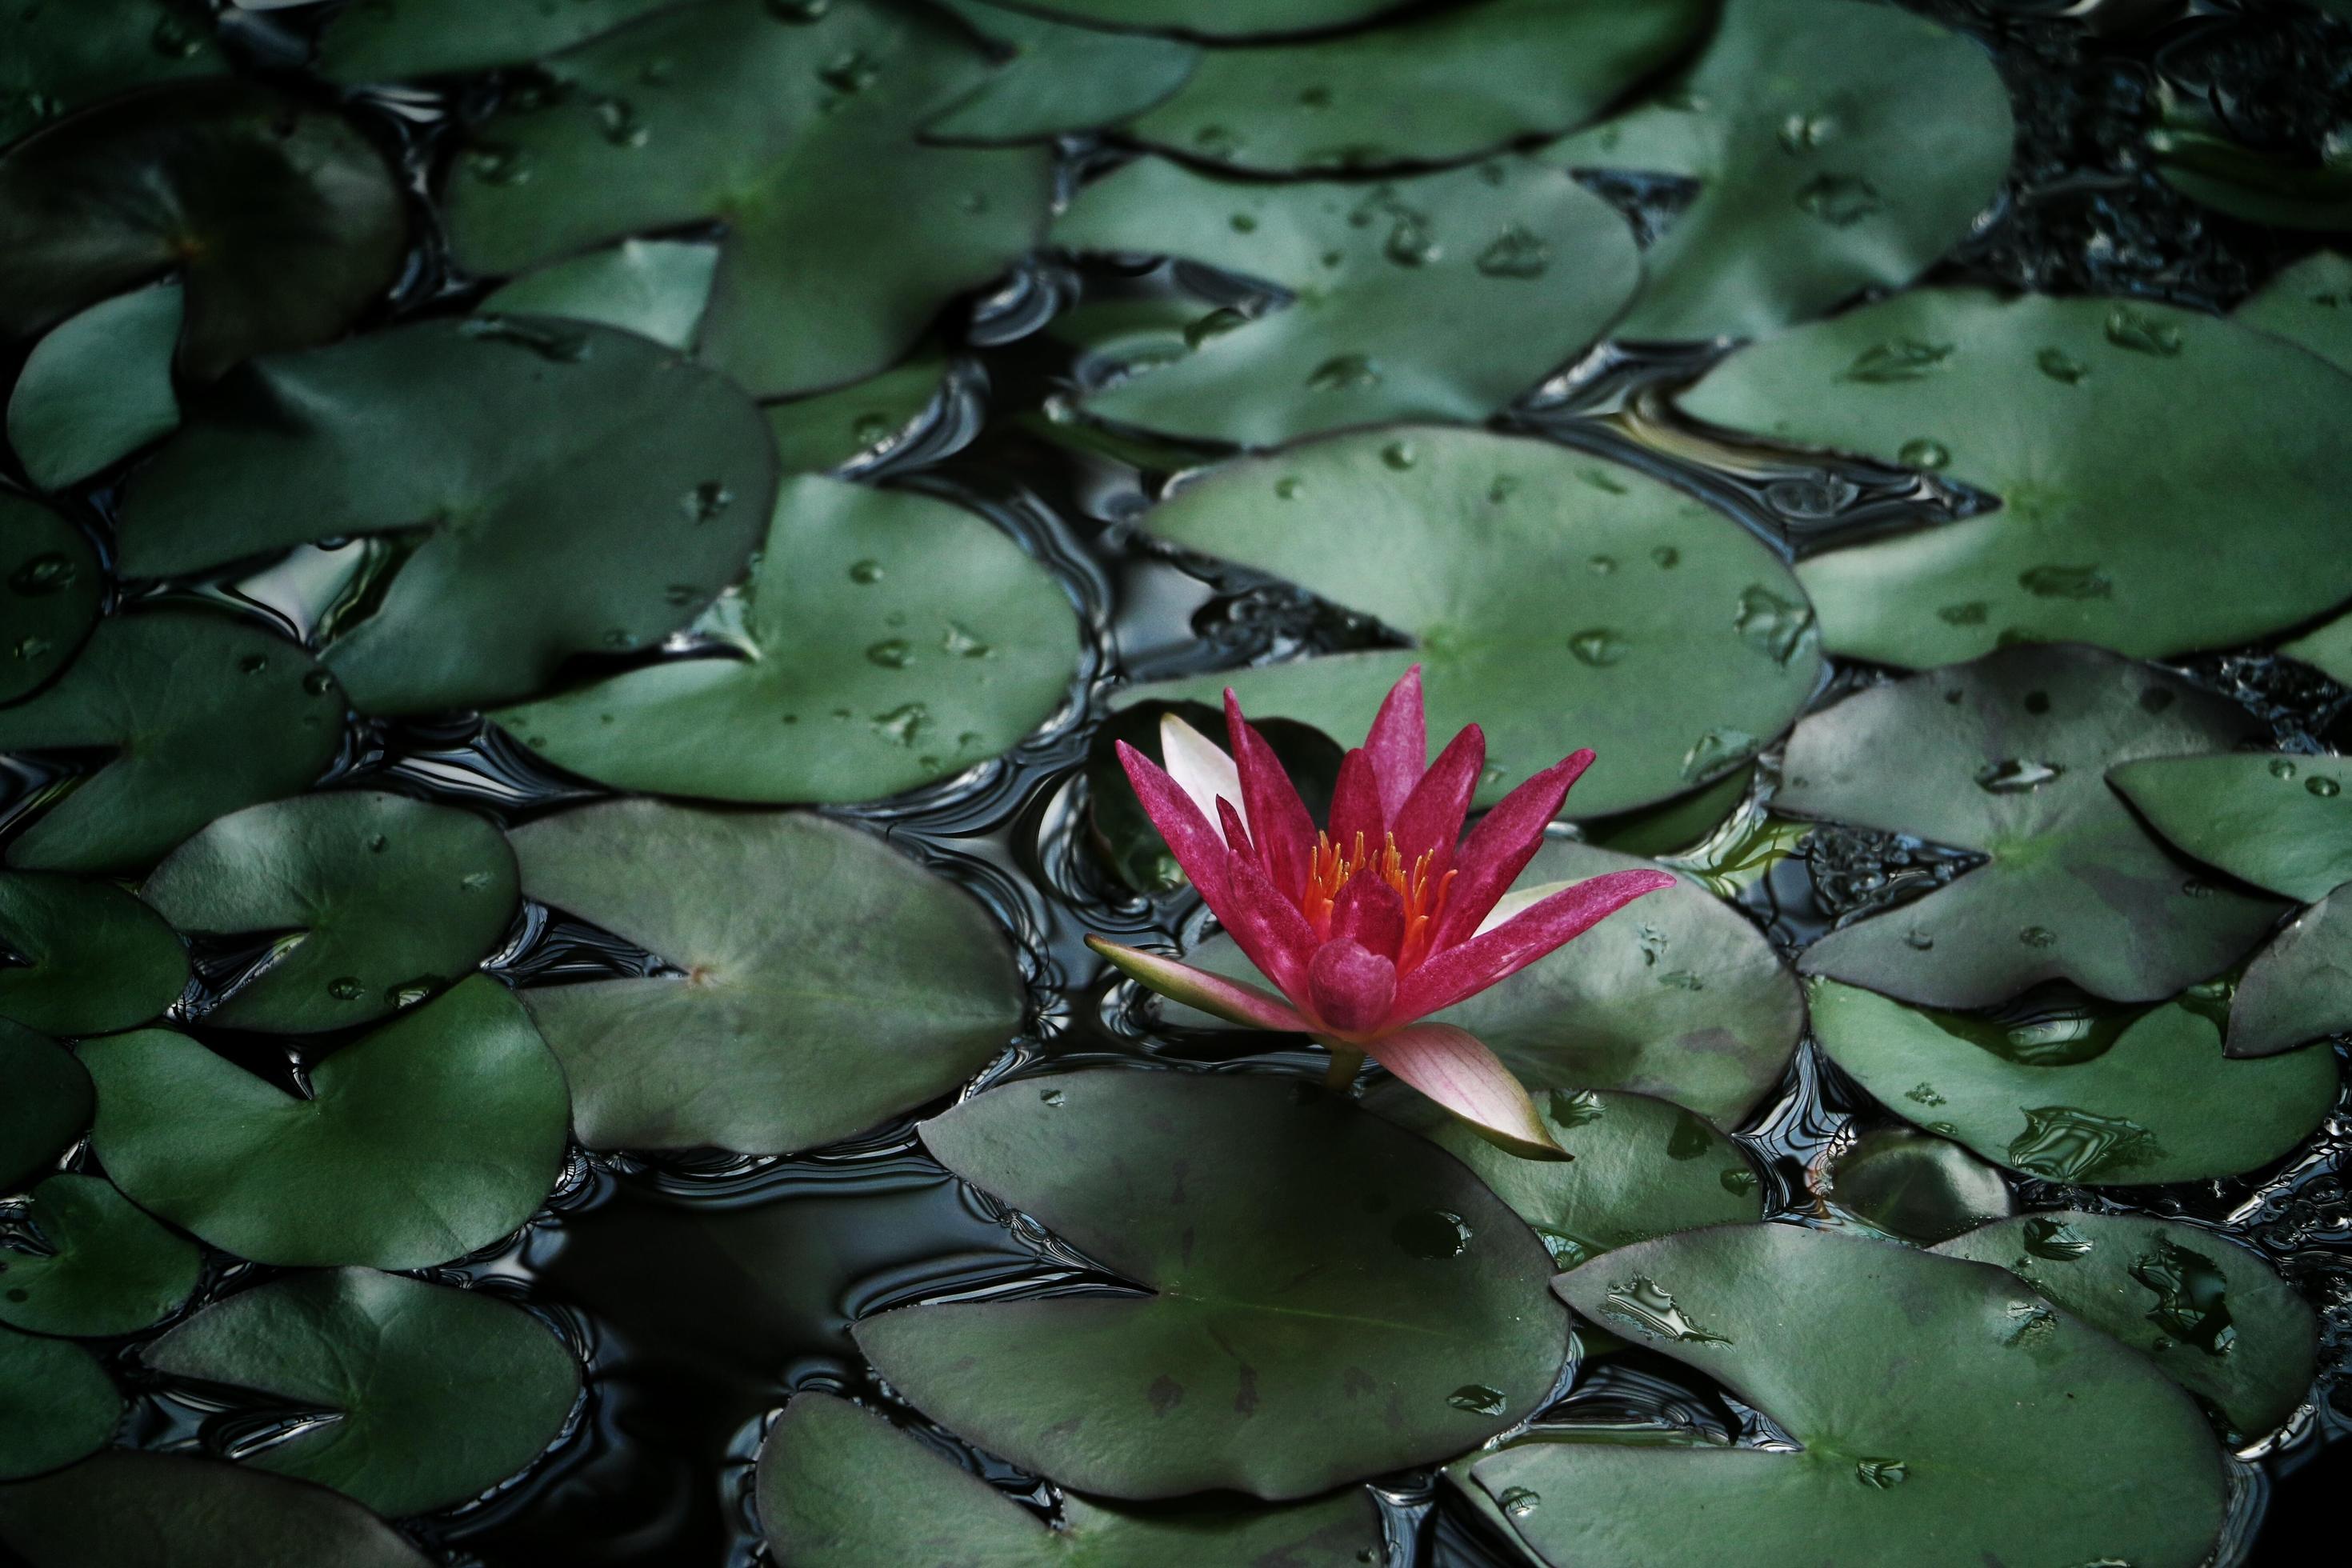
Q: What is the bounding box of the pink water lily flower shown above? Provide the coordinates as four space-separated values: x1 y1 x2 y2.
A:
1086 666 1674 1159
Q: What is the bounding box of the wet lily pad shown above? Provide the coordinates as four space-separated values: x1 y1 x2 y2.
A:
506 800 1022 1154
0 1023 90 1191
479 239 720 352
0 0 223 150
1817 1127 2011 1244
926 0 1199 143
0 872 187 1037
0 499 98 707
0 1451 434 1568
0 1326 118 1480
1543 0 2013 342
756 1392 1382 1566
2108 752 2352 903
114 317 778 716
2236 249 2352 376
0 612 345 874
140 791 518 1034
7 280 182 490
855 1070 1569 1499
82 975 569 1268
1126 0 1713 174
765 353 956 473
145 1268 579 1517
1806 979 2339 1184
1012 0 1404 34
1122 429 1823 820
1470 1225 2227 1568
1682 290 2352 664
1934 1211 2317 1441
443 0 1054 398
2228 886 2352 1058
1776 646 2283 1007
1057 157 1639 447
0 83 406 378
316 0 686 81
493 476 1078 803
0 1174 200 1337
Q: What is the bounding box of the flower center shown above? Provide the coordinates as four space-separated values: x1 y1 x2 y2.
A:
1301 830 1455 970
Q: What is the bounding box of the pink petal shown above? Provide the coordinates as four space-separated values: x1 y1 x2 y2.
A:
1118 742 1238 924
1086 938 1311 1033
1223 850 1322 999
1328 747 1386 851
1430 750 1595 950
1330 872 1406 962
1390 723 1484 877
1307 938 1396 1036
1158 713 1246 848
1216 797 1256 866
1394 867 1674 1021
1222 690 1317 898
1362 664 1428 820
1368 1023 1566 1161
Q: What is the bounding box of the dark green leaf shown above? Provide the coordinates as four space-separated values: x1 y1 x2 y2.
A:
317 0 690 81
2228 884 2352 1057
926 0 1198 143
0 1326 118 1481
763 354 954 473
7 280 182 490
1817 1128 2011 1244
2235 249 2352 377
0 871 188 1036
2107 752 2352 903
0 0 223 150
1002 0 1406 35
0 1174 200 1337
0 1451 434 1568
0 498 98 707
478 238 720 351
0 1023 89 1192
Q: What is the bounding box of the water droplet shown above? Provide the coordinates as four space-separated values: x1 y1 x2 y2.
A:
1546 1089 1604 1128
238 654 269 674
818 50 879 94
302 670 336 697
1667 1111 1714 1160
1382 440 1417 470
851 411 895 446
1568 629 1626 667
1840 338 1954 383
328 977 366 1001
1298 84 1333 109
2268 758 2298 779
2018 563 2112 599
1906 1082 1946 1106
1039 1087 1065 1107
849 559 884 584
1720 1167 1759 1195
389 978 438 1009
1898 437 1952 470
1734 584 1816 665
1795 172 1882 226
1937 602 1989 626
464 145 534 186
366 834 388 854
1474 224 1550 279
1446 1384 1507 1416
766 0 831 18
461 315 587 361
2129 1238 2236 1356
2182 877 2214 898
1681 729 1759 782
1974 758 2064 793
1764 474 1860 518
1601 1277 1731 1344
1535 1227 1591 1268
1190 124 1239 157
1854 1458 1909 1489
8 554 77 597
2018 925 2056 948
2309 776 2341 798
1587 554 1617 574
2022 1216 2094 1261
2007 1106 2159 1181
1184 306 1251 350
2036 346 2090 385
150 14 207 58
1777 112 1834 153
1306 354 1380 391
681 481 734 523
459 870 494 894
602 629 635 650
592 96 648 148
1393 1210 1472 1259
2104 304 2182 356
865 638 912 669
1383 213 1438 267
958 191 989 216
1497 1486 1542 1519
1275 477 1306 499
940 622 990 658
872 703 930 746
1650 546 1679 568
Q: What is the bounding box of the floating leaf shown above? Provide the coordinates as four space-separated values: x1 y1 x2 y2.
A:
1122 430 1822 820
1817 1127 2011 1244
0 1326 118 1480
1681 290 2352 663
0 83 406 378
2108 752 2352 903
1542 0 2012 341
0 1024 89 1191
0 612 345 875
1934 1211 2317 1441
755 1392 1382 1566
926 0 1199 143
145 1269 578 1517
0 498 98 707
479 239 721 352
2235 249 2352 377
1777 646 2282 1007
856 1070 1568 1499
1006 0 1406 35
0 1451 434 1568
0 1174 200 1337
2228 885 2352 1058
506 800 1021 1153
0 872 188 1036
114 317 777 716
316 0 686 81
1807 979 2338 1185
443 0 1054 398
2149 86 2352 231
493 477 1077 803
1057 157 1639 446
0 0 225 150
764 354 954 473
7 280 182 490
1471 1225 2227 1568
1582 764 1754 858
82 976 569 1268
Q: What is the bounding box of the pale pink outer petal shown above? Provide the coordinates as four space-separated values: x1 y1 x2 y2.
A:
1430 750 1596 951
1361 664 1429 820
1366 1023 1566 1160
1307 938 1397 1035
1222 690 1317 898
1393 868 1674 1022
1471 882 1550 938
1224 851 1322 1000
1390 722 1484 875
1117 742 1237 921
1158 714 1246 848
1087 938 1311 1033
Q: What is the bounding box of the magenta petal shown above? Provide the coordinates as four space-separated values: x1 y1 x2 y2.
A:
1394 867 1674 1021
1222 851 1322 999
1307 939 1396 1036
1328 747 1386 850
1216 797 1256 867
1118 741 1239 925
1390 723 1484 876
1086 938 1312 1033
1430 749 1595 950
1367 1023 1566 1160
1330 873 1407 962
1362 664 1428 820
1222 690 1317 898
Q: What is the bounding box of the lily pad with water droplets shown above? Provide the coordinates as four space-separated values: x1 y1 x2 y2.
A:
443 0 1054 399
1122 429 1823 820
0 871 188 1037
925 0 1199 144
1816 1127 2010 1245
0 1451 434 1568
855 1070 1570 1500
144 1268 579 1517
1934 1211 2317 1441
479 239 720 353
0 612 346 875
506 800 1022 1154
493 476 1078 804
1056 156 1639 447
1776 646 2283 1008
0 1023 90 1191
1806 978 2338 1185
0 1174 200 1337
2235 249 2352 376
114 317 777 717
1542 0 2012 342
0 498 98 707
139 791 519 1034
315 0 689 82
7 280 182 490
1470 1224 2227 1568
82 975 569 1268
2228 885 2352 1058
0 0 224 151
756 1392 1383 1566
1006 0 1406 35
0 1326 118 1480
2108 752 2352 904
763 353 954 473
1681 289 2352 664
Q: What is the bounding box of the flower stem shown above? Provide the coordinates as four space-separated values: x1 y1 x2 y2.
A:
1322 1045 1365 1090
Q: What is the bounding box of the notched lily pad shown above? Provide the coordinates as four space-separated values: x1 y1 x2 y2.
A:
2108 751 2352 903
926 0 1199 144
0 871 189 1037
0 1326 118 1480
1815 1126 2011 1244
7 280 183 490
479 238 720 353
0 1022 90 1191
0 1173 200 1337
2228 885 2352 1058
0 0 223 150
0 498 99 707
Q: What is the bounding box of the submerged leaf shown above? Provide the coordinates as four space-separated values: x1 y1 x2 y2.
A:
0 1327 118 1481
0 1451 434 1567
0 498 99 707
0 0 225 150
0 1023 90 1191
0 871 188 1037
0 1174 200 1337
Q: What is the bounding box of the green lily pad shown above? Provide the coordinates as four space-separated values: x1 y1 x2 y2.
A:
0 1023 89 1191
1007 0 1404 35
0 498 99 707
1122 429 1823 820
479 239 720 352
1470 1225 2227 1568
2149 89 2352 232
505 800 1021 1153
755 1391 1383 1566
2236 250 2352 376
764 354 953 473
855 1070 1569 1499
0 1451 434 1568
1542 0 2013 342
1056 156 1639 447
2282 610 2352 688
1776 646 2283 1007
0 82 406 379
1129 0 1713 174
7 279 182 490
1681 290 2352 664
926 0 1198 143
0 872 187 1037
0 1326 118 1480
0 0 223 150
2108 752 2352 904
493 476 1078 804
139 790 518 1035
82 975 569 1268
1817 1128 2011 1244
0 1174 200 1336
1934 1211 2318 1441
316 0 687 82
114 317 777 716
1806 978 2339 1184
1582 764 1754 858
144 1268 579 1517
2228 885 2352 1058
0 612 346 875
443 0 1054 398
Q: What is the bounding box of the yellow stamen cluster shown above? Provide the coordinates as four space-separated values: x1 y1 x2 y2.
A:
1301 830 1455 969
